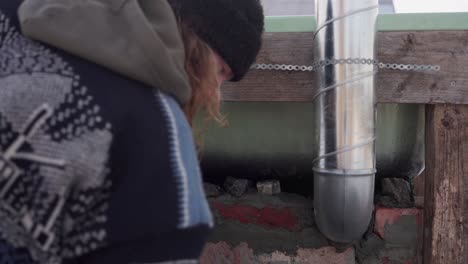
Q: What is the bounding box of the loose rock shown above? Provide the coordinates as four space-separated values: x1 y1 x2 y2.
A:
378 178 414 208
355 233 385 264
256 180 281 195
223 176 251 197
204 182 223 197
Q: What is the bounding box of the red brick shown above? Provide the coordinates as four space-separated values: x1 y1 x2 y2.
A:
374 207 422 239
211 201 299 231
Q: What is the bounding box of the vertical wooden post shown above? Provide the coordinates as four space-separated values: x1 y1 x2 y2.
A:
424 104 468 264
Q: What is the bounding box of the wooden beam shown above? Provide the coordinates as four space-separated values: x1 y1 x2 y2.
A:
222 31 468 104
424 104 468 264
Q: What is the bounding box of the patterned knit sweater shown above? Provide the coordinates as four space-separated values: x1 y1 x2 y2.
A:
0 2 212 263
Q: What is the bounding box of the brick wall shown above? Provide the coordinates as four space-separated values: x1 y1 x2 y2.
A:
200 191 422 264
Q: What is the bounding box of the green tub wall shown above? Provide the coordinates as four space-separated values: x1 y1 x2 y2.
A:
200 103 424 180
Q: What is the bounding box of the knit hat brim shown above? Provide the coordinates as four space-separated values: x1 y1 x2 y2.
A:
169 0 264 81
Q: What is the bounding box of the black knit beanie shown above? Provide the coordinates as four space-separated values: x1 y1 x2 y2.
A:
168 0 264 81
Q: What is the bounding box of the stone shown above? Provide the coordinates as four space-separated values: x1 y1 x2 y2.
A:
256 180 281 195
201 243 356 264
301 228 329 249
378 178 414 208
263 247 355 264
354 233 385 264
200 242 255 264
223 176 250 197
204 182 223 197
374 207 422 242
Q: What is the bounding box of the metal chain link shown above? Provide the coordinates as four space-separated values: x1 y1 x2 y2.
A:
251 58 441 72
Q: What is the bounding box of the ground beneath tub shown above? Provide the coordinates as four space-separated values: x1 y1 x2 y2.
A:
202 187 422 264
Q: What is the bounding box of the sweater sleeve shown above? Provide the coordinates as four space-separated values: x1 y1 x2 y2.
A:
155 91 214 229
77 91 213 263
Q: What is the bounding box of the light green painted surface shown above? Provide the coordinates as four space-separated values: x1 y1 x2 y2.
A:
265 13 468 32
265 16 317 32
199 103 425 179
378 13 468 31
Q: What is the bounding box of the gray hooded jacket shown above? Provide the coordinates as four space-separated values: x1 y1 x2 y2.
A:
0 1 212 263
19 0 191 105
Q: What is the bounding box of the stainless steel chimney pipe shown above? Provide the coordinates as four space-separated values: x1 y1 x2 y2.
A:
313 0 378 242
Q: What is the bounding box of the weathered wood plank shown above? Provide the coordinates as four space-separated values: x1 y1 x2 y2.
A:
423 104 468 264
222 31 468 104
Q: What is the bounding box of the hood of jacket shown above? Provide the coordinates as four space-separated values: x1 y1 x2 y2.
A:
18 0 191 105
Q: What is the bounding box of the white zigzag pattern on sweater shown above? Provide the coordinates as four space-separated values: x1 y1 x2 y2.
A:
155 91 190 229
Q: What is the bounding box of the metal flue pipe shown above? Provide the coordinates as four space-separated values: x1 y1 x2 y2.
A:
313 0 378 242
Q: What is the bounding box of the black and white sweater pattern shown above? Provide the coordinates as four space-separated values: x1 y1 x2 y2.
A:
0 2 212 264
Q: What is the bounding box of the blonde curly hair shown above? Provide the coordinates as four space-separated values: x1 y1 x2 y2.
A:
179 22 226 127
